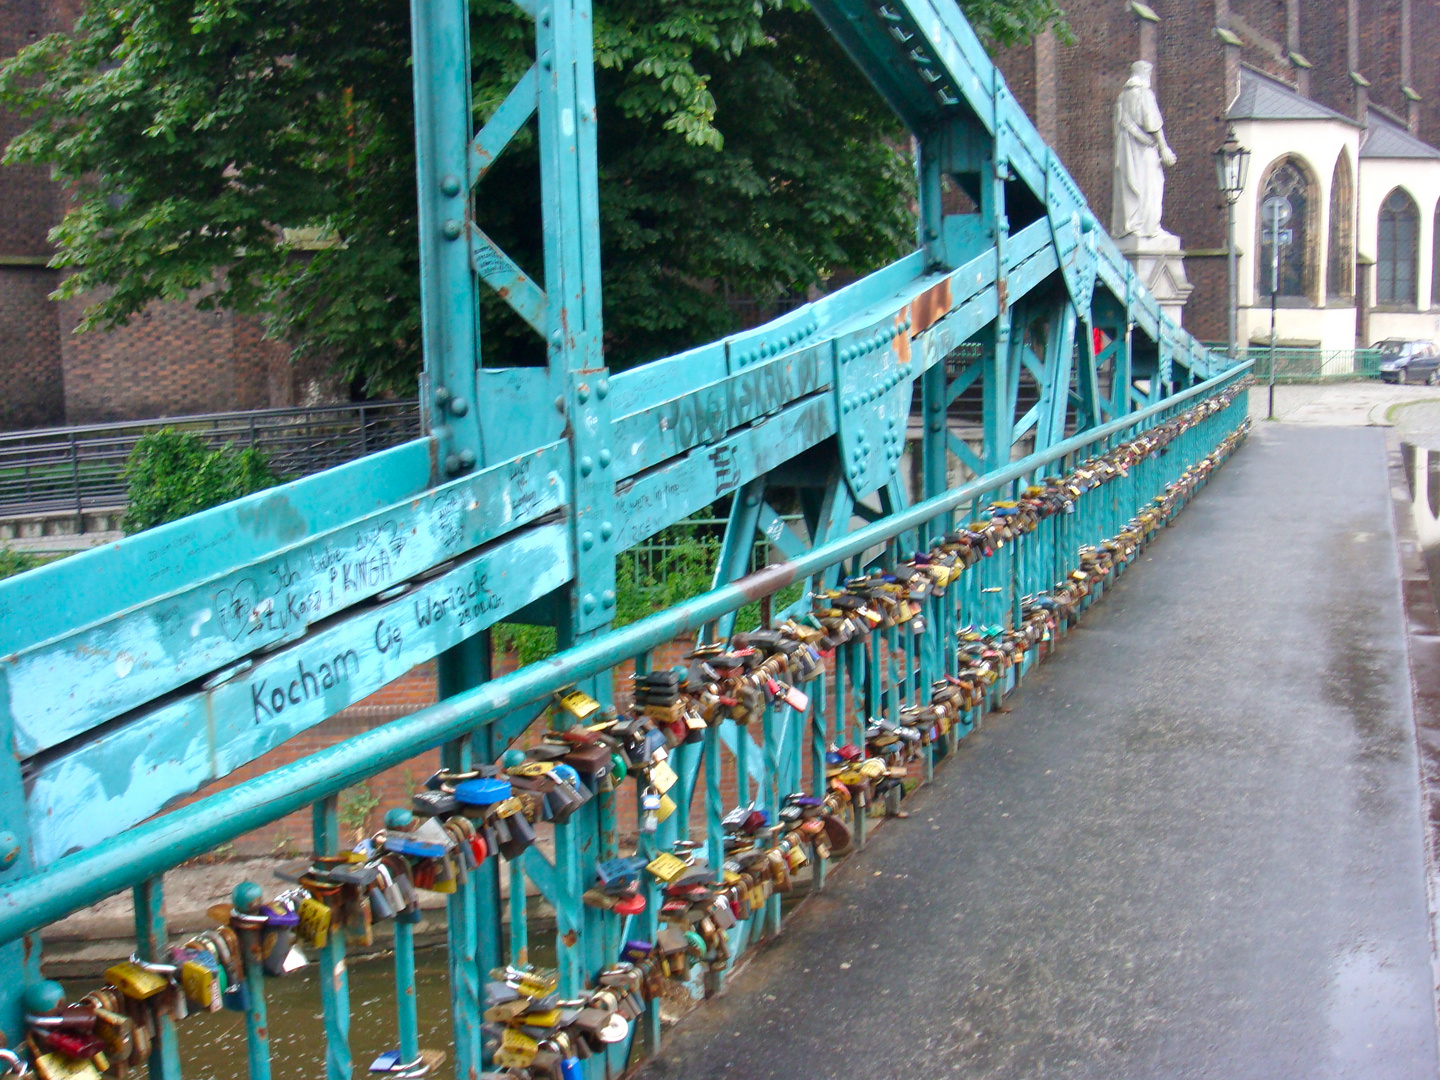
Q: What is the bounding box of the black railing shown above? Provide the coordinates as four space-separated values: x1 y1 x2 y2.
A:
0 401 421 521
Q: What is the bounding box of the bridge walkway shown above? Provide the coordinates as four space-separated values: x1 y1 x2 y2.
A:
634 425 1439 1080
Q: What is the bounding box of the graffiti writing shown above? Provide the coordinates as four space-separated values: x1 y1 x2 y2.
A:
413 564 505 630
252 649 360 722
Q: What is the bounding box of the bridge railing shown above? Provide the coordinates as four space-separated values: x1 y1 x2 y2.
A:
0 365 1250 1079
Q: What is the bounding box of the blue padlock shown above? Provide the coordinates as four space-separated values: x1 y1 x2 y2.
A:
453 777 512 806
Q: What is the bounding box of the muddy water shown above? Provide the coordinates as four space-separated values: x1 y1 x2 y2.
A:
68 938 557 1080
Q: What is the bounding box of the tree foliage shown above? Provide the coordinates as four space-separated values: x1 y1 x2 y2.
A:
1 0 1065 392
122 429 279 533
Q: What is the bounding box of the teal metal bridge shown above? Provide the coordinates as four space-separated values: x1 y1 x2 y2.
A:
0 0 1252 1077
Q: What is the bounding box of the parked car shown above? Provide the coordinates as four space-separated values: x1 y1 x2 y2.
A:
1376 339 1440 383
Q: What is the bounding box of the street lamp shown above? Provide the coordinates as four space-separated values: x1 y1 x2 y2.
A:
1213 129 1251 362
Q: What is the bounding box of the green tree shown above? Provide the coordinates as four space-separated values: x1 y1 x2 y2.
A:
1 0 1064 392
122 429 279 533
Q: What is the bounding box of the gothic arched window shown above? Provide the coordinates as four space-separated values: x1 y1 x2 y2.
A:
1256 158 1315 301
1378 187 1419 306
1327 152 1354 300
1432 202 1440 306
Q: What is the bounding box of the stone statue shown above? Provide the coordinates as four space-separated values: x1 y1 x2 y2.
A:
1111 61 1177 241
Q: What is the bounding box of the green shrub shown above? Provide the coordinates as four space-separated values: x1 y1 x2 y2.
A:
0 545 40 581
122 429 279 534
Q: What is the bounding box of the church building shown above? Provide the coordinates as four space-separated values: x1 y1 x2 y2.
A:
996 0 1440 356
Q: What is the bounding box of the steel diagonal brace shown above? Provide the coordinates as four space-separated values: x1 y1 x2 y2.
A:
469 66 539 183
469 227 548 335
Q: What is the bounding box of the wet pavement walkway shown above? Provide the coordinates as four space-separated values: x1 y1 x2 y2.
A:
635 424 1439 1080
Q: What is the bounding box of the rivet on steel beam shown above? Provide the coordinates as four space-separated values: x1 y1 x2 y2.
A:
577 383 590 403
744 492 759 507
600 521 613 540
385 807 414 830
440 175 461 197
579 456 594 476
581 531 595 551
23 982 64 1015
601 590 616 609
598 449 611 468
445 452 462 474
459 449 476 469
596 378 610 399
442 219 462 240
582 594 597 614
435 385 452 406
449 396 469 416
551 330 563 346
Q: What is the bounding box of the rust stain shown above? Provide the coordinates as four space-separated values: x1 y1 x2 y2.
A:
562 930 579 947
893 310 912 366
738 562 798 602
908 278 953 337
996 277 1008 314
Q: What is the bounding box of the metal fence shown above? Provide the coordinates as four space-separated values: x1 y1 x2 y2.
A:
626 514 806 593
0 400 421 521
1206 346 1384 382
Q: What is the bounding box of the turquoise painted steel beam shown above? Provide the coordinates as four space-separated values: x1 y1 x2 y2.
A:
468 65 538 182
25 521 572 865
409 0 482 473
470 227 548 335
5 441 568 763
0 438 433 660
0 363 1251 947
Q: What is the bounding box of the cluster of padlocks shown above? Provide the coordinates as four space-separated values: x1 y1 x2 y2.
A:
8 388 1247 1080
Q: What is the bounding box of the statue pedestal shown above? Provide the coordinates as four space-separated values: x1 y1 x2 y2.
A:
1115 232 1193 326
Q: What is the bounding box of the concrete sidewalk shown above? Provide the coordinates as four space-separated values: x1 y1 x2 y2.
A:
636 425 1439 1080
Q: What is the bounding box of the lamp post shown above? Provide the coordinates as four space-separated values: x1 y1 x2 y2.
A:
1213 129 1251 363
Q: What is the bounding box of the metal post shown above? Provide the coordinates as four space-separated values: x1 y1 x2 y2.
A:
1226 198 1239 361
133 877 181 1080
312 796 352 1080
1267 195 1281 420
69 432 83 534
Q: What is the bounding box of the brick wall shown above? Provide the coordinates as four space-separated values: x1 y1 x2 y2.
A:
0 269 63 428
54 286 340 424
1 0 67 428
1305 1 1360 121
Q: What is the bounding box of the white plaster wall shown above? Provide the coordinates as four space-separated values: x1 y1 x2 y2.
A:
1369 310 1440 345
1239 304 1358 352
1358 156 1440 340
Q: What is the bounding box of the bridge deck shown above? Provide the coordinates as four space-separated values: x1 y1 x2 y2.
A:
635 425 1439 1080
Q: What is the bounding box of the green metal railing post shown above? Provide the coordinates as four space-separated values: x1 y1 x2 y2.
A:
312 797 352 1080
133 877 181 1080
